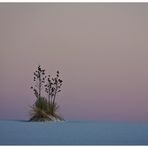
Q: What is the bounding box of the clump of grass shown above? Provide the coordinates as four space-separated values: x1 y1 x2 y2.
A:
29 97 63 121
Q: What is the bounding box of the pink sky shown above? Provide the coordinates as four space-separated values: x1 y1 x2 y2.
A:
0 4 148 122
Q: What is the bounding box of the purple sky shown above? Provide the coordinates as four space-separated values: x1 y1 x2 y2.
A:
0 3 148 122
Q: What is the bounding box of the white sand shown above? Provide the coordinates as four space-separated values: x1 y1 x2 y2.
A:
0 120 148 145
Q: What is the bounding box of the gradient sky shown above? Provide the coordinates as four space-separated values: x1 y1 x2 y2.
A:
0 3 148 122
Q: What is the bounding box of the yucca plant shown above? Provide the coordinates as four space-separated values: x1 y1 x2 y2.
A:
30 66 64 121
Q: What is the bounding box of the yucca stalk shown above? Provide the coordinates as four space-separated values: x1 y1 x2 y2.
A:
30 65 46 99
45 71 63 106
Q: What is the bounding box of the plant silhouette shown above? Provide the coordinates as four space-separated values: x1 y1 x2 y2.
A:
30 65 63 121
45 71 63 107
30 65 46 99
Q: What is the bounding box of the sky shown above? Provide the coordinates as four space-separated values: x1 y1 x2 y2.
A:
0 3 148 122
